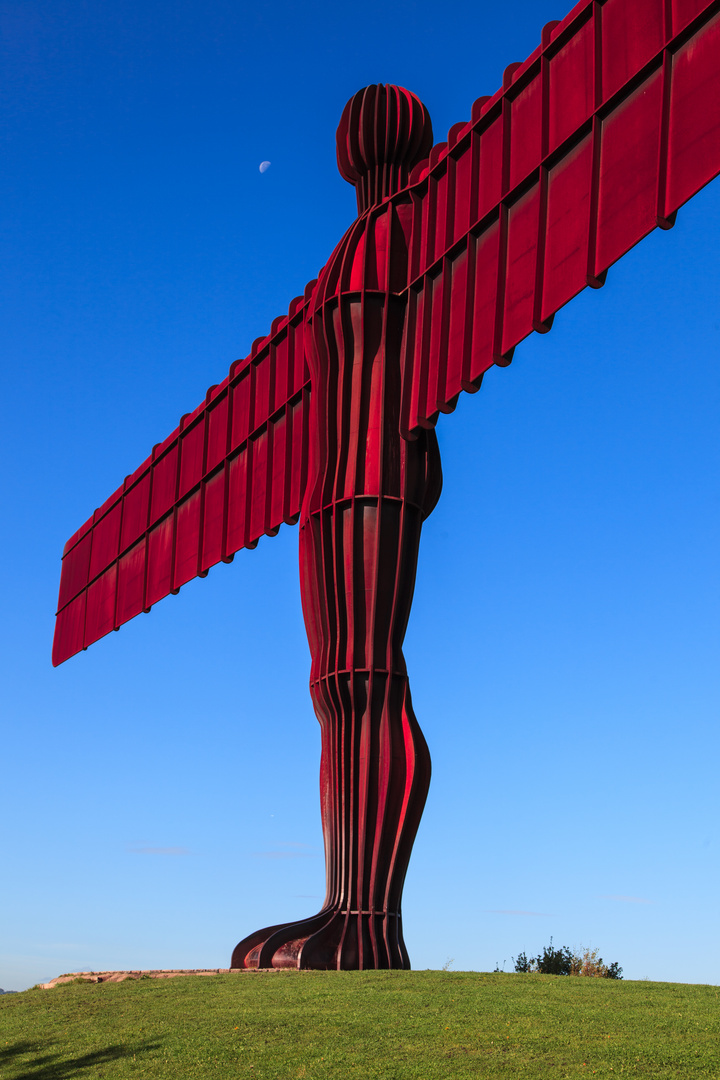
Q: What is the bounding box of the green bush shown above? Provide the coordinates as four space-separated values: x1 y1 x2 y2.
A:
513 939 623 979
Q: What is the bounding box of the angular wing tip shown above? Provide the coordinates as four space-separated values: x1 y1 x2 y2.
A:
51 636 69 667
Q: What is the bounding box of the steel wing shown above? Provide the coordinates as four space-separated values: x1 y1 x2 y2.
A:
399 0 720 436
53 0 720 663
52 287 314 666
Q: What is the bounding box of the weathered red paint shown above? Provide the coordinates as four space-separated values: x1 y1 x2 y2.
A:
53 0 720 969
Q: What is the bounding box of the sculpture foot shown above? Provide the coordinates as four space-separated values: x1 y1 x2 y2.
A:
231 907 410 970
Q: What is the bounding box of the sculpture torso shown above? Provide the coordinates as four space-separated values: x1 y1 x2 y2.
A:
299 202 441 683
302 203 434 516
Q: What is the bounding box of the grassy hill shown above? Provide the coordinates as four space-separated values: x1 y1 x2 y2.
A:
1 970 718 1078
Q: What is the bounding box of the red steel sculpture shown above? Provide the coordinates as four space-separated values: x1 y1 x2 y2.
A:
53 0 720 970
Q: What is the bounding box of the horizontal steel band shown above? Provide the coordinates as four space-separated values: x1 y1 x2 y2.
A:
341 911 400 917
310 670 410 683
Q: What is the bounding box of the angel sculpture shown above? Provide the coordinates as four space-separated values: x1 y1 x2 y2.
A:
53 0 720 969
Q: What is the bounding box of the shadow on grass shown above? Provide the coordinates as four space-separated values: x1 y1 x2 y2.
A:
0 1038 161 1078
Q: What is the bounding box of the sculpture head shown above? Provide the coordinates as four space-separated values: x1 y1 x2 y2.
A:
336 84 433 214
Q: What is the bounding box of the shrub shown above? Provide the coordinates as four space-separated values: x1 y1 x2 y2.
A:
514 939 623 979
537 941 574 976
513 951 533 973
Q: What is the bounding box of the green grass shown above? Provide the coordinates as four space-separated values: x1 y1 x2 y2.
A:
1 971 719 1079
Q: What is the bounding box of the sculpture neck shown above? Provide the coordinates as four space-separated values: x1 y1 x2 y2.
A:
354 162 409 214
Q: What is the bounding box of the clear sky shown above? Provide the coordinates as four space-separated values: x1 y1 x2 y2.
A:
2 0 718 992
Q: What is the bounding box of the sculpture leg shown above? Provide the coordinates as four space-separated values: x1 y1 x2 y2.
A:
232 491 432 970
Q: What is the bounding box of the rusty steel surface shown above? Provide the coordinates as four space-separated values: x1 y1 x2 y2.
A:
53 0 720 970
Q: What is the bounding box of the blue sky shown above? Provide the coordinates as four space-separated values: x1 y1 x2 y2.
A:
2 0 718 991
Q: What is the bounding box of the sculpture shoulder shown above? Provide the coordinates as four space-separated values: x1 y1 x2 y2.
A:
313 200 413 307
